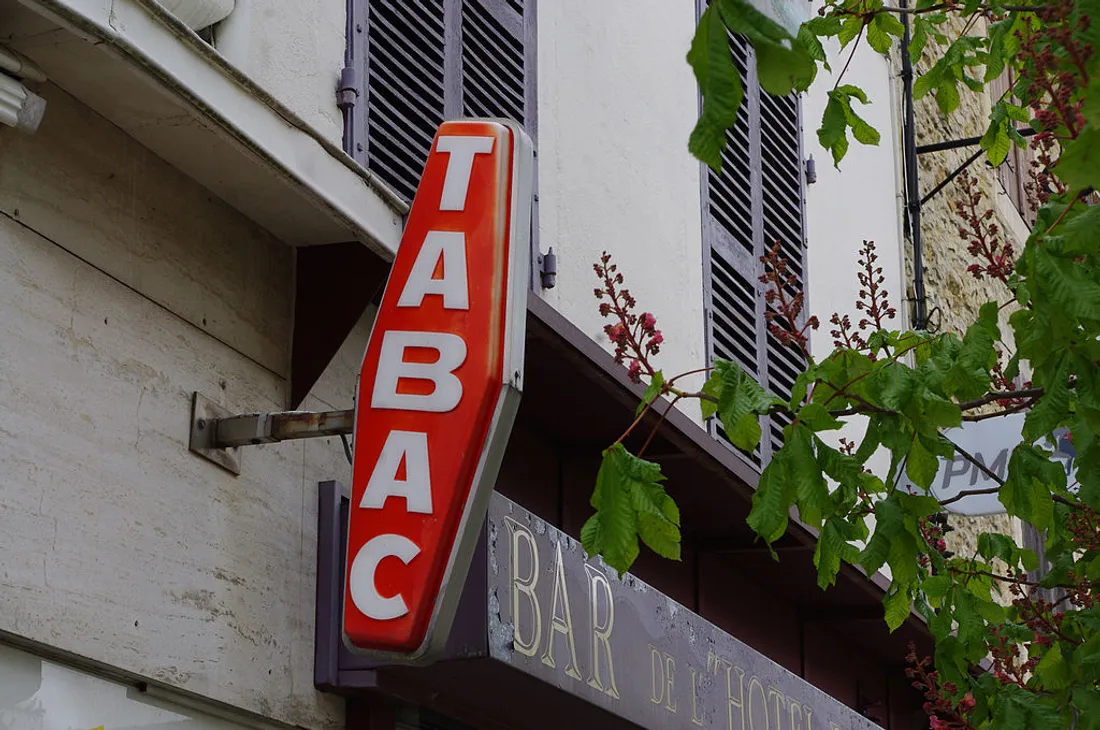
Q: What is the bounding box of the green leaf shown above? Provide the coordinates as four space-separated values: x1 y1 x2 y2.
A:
798 402 841 431
859 493 906 576
1056 127 1100 190
913 69 939 99
701 368 721 420
922 574 952 605
814 517 860 589
909 19 930 64
796 23 829 71
1023 355 1069 441
715 360 782 451
1034 248 1100 321
688 5 744 171
981 118 1012 167
636 371 665 417
584 444 678 573
883 587 911 632
714 0 815 96
866 21 891 55
748 456 796 544
992 685 1061 730
1072 688 1100 730
1033 643 1072 690
953 588 986 652
935 80 960 115
788 424 830 529
943 301 999 400
818 96 850 167
633 480 682 561
977 532 1018 564
876 12 906 38
906 437 941 490
1000 445 1060 530
754 41 816 97
837 16 864 47
1059 201 1100 256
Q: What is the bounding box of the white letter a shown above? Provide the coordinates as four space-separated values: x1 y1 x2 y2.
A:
361 430 433 514
397 230 469 310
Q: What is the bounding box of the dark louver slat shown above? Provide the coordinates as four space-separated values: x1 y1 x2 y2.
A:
702 23 807 470
352 0 534 202
462 0 526 127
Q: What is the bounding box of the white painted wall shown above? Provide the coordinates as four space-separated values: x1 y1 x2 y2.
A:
535 0 708 412
803 43 906 357
215 0 345 146
0 85 368 729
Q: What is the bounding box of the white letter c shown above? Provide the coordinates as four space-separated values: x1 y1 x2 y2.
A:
349 534 421 620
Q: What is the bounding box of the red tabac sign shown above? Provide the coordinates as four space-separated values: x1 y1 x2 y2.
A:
344 120 534 662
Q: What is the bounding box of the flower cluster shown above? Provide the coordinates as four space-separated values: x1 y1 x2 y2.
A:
905 645 977 730
855 239 897 329
829 240 895 355
1016 0 1092 142
918 513 955 568
953 173 1015 283
594 251 663 384
760 242 818 356
990 348 1033 407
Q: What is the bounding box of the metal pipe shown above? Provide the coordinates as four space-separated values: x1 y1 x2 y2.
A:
901 3 928 330
917 127 1036 154
0 46 46 83
208 409 354 448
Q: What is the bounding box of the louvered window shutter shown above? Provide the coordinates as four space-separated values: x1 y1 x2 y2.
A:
346 0 535 204
701 30 808 469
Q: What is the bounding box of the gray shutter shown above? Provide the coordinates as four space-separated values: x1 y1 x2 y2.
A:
760 86 808 459
346 0 537 203
461 0 527 128
356 1 448 202
701 28 808 469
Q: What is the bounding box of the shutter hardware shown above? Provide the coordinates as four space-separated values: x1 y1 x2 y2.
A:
537 247 557 289
337 66 358 110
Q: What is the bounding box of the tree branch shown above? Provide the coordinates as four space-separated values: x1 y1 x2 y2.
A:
856 3 1048 14
957 388 1044 411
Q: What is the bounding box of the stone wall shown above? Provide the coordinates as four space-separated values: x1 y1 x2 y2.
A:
910 17 1031 579
0 85 368 729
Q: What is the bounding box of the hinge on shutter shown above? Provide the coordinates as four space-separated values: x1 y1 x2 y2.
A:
537 247 557 289
337 66 358 110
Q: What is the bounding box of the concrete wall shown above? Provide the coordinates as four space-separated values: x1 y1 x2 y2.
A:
534 0 708 411
215 0 346 146
0 85 366 729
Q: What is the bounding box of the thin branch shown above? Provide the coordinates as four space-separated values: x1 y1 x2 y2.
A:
938 485 1001 506
947 566 1046 587
957 387 1044 411
948 439 1005 485
638 394 685 458
861 3 1046 14
962 399 1036 421
833 25 865 91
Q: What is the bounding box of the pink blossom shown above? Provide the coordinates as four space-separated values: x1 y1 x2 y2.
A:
641 312 657 330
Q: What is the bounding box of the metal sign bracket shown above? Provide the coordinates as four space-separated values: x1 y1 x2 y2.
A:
188 391 353 476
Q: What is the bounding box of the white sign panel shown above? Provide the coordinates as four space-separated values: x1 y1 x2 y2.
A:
900 413 1077 515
